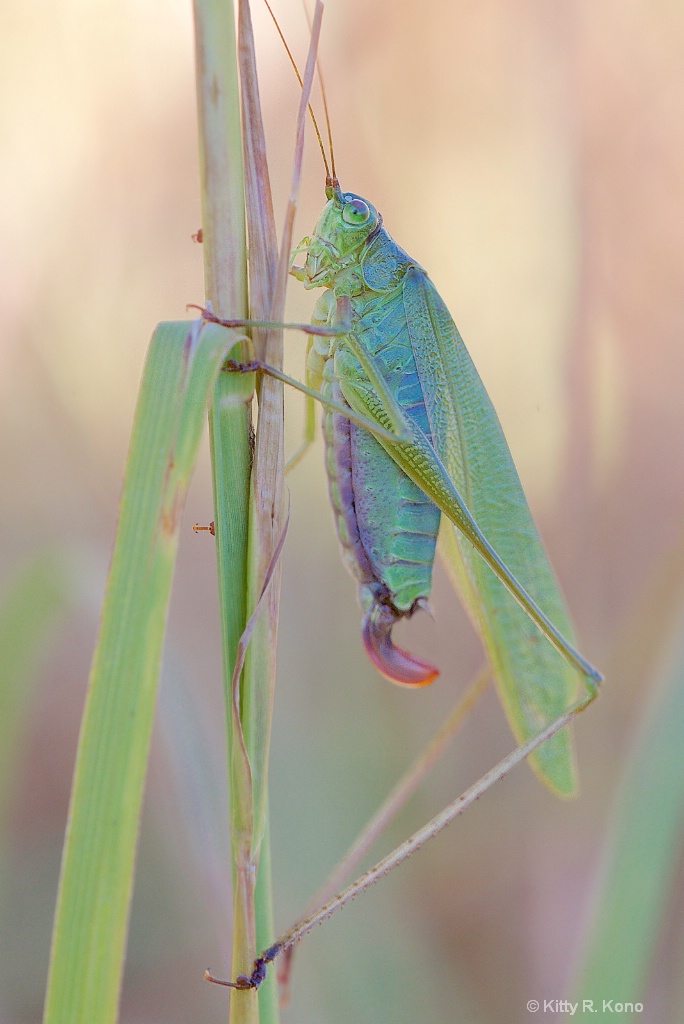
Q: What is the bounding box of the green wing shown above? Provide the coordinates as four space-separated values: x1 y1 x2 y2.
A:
404 267 582 796
337 268 596 796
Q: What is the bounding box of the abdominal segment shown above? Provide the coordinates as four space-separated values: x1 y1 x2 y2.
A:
324 381 441 686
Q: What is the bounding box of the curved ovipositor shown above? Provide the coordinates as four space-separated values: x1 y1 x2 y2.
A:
362 602 438 688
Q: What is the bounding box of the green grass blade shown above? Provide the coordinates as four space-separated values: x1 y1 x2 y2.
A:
571 598 684 1018
192 0 250 845
43 319 238 1024
193 0 245 314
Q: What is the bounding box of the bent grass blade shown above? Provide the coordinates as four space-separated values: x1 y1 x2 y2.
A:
43 320 245 1024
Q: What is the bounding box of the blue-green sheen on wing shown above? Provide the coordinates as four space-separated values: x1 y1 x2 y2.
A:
403 267 579 796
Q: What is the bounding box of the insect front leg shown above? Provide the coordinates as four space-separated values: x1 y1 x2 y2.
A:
285 337 317 473
305 288 338 387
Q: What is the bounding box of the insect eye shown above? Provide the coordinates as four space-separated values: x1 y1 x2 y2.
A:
342 198 371 225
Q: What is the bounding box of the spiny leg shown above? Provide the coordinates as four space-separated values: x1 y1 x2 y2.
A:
223 358 409 446
193 304 348 339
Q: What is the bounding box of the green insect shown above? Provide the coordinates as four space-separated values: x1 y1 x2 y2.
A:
199 8 605 999
284 176 600 797
206 4 601 799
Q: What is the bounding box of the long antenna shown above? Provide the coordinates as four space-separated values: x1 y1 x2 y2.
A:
314 53 337 183
299 0 337 183
262 0 333 181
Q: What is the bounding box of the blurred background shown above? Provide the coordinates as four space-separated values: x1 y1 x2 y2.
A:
2 0 684 1021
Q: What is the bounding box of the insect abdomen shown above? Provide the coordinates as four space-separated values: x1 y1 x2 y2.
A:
321 300 441 685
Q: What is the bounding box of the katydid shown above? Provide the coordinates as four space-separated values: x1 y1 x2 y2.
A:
283 178 601 792
205 5 602 799
209 177 600 794
199 1 604 999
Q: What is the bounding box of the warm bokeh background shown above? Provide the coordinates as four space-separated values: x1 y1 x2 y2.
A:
2 1 684 1021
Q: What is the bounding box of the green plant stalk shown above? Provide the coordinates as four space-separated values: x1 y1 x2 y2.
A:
232 4 281 1019
192 0 250 703
238 0 325 844
193 1 271 1021
224 5 324 1022
231 3 280 1016
43 319 239 1024
194 4 324 1020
